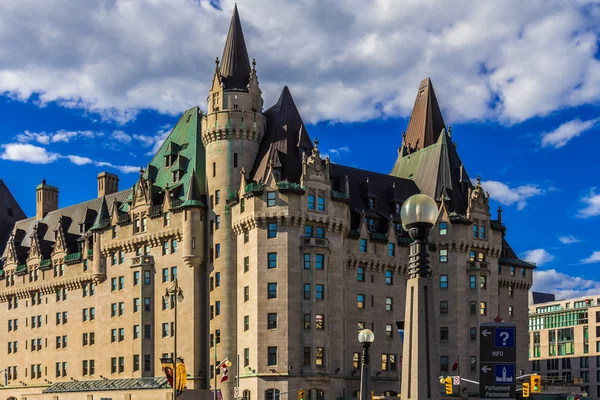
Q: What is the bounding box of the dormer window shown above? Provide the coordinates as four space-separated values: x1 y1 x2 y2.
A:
367 219 375 231
172 171 180 183
395 223 403 234
439 222 447 236
394 203 401 214
165 155 172 168
479 225 486 239
368 198 376 209
308 195 315 211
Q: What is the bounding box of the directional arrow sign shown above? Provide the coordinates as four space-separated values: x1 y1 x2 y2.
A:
479 322 517 399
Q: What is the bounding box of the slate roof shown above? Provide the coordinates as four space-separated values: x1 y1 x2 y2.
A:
499 237 536 269
252 86 313 184
0 179 26 256
220 4 252 91
391 128 471 215
530 292 556 305
330 164 420 232
8 189 131 263
43 377 170 393
402 77 446 152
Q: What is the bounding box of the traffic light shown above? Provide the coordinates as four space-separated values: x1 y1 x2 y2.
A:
522 382 530 398
445 377 453 395
530 374 542 393
298 390 305 400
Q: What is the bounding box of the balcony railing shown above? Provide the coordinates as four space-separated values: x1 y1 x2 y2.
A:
64 252 82 263
40 259 52 268
300 237 329 249
131 256 154 268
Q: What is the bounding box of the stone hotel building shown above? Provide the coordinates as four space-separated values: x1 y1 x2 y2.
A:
0 6 534 400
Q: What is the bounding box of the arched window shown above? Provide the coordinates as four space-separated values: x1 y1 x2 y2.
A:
265 389 280 400
309 389 324 400
243 390 251 400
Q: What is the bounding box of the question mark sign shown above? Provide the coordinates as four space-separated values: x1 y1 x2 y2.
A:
500 331 509 345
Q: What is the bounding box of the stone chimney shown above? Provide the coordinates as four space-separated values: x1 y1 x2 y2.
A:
36 179 59 220
97 172 119 197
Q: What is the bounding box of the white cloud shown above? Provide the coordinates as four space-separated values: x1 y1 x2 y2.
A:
66 155 93 165
541 118 599 148
15 129 103 144
532 269 600 299
582 251 600 264
325 146 350 159
133 134 155 147
0 142 139 173
0 1 599 124
578 189 600 218
480 180 544 210
559 235 582 244
111 130 132 144
0 143 60 164
521 248 555 266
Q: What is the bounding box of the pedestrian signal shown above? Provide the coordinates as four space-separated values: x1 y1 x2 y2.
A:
522 382 530 398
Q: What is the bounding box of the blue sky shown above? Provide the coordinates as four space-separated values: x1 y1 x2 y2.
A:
1 0 600 298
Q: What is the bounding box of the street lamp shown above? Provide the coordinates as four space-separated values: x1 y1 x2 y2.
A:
400 194 439 400
164 279 184 399
358 329 375 400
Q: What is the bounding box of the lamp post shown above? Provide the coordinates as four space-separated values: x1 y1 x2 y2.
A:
358 329 375 400
164 279 184 400
399 194 439 400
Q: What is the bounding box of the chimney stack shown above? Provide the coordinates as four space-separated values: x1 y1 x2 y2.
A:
36 179 59 220
97 172 119 197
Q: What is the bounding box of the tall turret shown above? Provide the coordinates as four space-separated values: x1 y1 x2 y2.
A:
201 6 266 398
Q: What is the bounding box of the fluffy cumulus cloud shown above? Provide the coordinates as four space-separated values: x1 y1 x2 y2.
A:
532 269 600 299
582 251 600 264
0 0 599 124
541 118 599 148
324 146 351 159
521 248 554 266
559 235 582 244
111 130 132 144
480 180 544 210
0 142 139 173
16 130 102 144
578 189 600 218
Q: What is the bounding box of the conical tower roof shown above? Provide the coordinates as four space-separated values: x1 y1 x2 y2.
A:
403 78 446 152
220 4 251 91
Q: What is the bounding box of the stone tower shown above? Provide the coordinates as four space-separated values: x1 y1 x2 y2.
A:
201 5 266 398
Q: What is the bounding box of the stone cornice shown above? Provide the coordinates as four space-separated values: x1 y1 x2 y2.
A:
232 210 349 236
101 228 182 254
0 275 92 302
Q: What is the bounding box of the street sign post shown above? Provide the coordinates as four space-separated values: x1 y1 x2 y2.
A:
234 387 241 398
453 376 461 386
479 321 517 399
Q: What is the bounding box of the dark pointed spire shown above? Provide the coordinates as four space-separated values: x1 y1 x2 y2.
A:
220 4 251 91
403 77 446 152
90 196 110 230
181 170 205 208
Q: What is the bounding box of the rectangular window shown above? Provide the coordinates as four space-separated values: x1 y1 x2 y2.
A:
316 314 324 329
243 256 250 273
388 243 395 257
473 225 478 238
267 313 277 330
358 294 365 309
133 271 140 286
440 327 449 341
480 301 487 315
440 301 449 315
244 316 249 332
439 222 447 235
133 298 140 313
386 324 393 338
480 276 487 289
144 325 151 339
144 271 151 285
315 254 324 269
215 215 220 230
357 267 365 282
386 297 393 311
144 297 151 312
267 283 277 299
316 347 324 367
360 239 367 253
215 301 221 316
480 225 486 239
215 243 221 258
304 284 311 300
308 195 315 210
268 347 277 366
304 253 311 269
440 275 448 289
233 153 238 168
440 356 449 372
267 192 276 207
244 348 250 367
353 352 360 369
470 301 477 315
244 286 249 302
469 275 476 289
215 190 220 205
385 270 393 285
470 327 477 340
303 225 313 238
268 253 277 269
315 227 325 238
470 356 477 372
439 249 448 263
144 355 151 372
267 223 277 238
315 284 324 300
304 347 311 366
317 196 325 212
240 198 245 213
304 313 311 329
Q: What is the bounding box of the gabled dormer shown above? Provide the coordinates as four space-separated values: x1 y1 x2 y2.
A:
27 223 42 262
52 217 67 256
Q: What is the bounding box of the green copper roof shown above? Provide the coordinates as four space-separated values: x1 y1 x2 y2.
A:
144 107 206 203
179 170 205 208
90 196 110 231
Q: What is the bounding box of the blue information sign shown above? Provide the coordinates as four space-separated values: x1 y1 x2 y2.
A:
494 327 516 348
494 364 515 384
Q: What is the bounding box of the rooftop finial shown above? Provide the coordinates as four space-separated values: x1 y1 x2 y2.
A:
252 58 256 70
476 175 481 186
448 126 452 138
215 56 220 69
313 137 319 149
